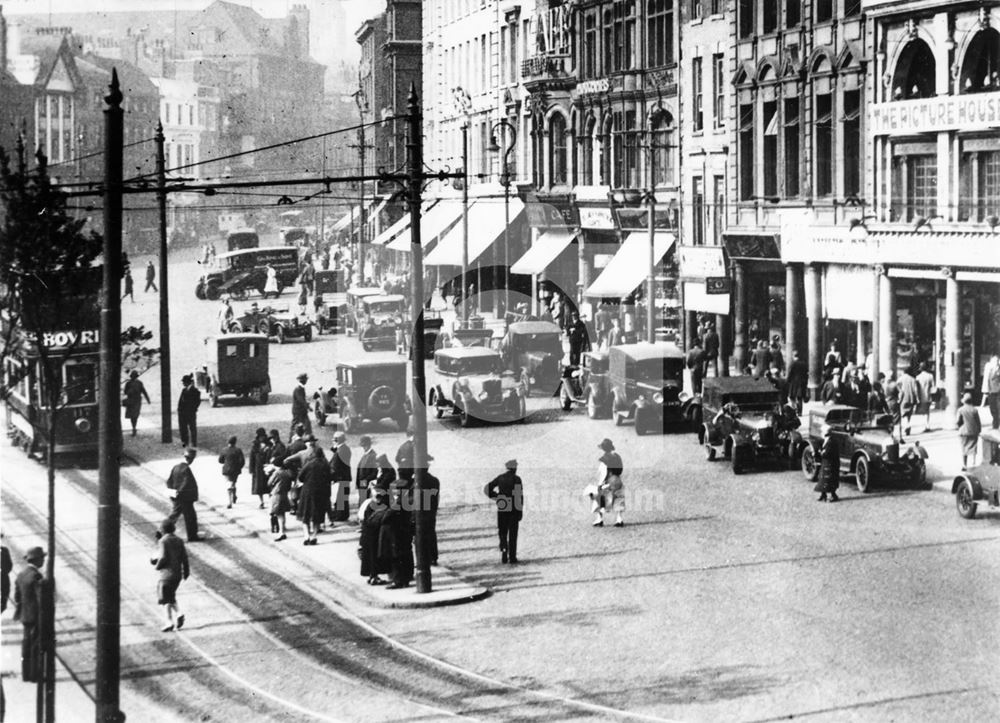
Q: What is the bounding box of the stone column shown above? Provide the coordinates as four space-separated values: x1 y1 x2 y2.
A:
716 313 729 377
785 263 802 361
733 262 747 373
805 264 823 399
944 267 961 418
870 265 883 382
879 271 896 378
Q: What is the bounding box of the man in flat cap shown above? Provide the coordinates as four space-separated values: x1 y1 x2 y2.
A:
290 372 312 441
177 373 201 447
14 546 46 681
484 459 524 564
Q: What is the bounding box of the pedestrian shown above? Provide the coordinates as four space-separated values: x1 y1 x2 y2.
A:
982 353 1000 430
567 312 591 366
686 337 705 394
266 460 294 541
395 428 414 482
606 316 625 348
820 370 842 405
266 428 287 466
750 340 771 379
122 370 151 437
144 260 158 292
823 340 843 376
13 546 46 682
218 435 246 509
884 372 902 439
702 321 720 378
868 377 889 414
413 454 441 566
483 459 524 564
385 476 415 589
374 452 396 490
956 392 982 469
167 448 202 541
263 264 279 299
149 519 189 632
296 437 329 546
359 487 391 585
594 303 611 350
814 424 841 503
286 423 308 457
591 438 625 527
249 427 269 509
329 431 352 523
898 365 920 437
787 350 808 412
770 335 785 374
177 374 201 448
122 267 134 303
217 295 234 333
290 372 312 441
355 435 378 510
297 284 309 315
915 361 937 433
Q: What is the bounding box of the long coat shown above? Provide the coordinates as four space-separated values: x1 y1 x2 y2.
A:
122 378 150 421
814 436 841 494
297 455 332 525
268 468 294 515
250 437 269 496
359 500 392 577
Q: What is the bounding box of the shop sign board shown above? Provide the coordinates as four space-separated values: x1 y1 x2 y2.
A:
705 277 730 294
722 234 781 261
781 225 869 264
679 246 727 280
525 194 579 229
578 206 615 230
870 91 1000 135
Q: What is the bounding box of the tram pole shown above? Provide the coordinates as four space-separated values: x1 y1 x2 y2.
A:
155 121 172 443
96 69 125 723
406 85 432 594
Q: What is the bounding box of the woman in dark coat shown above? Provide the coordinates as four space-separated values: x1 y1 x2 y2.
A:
296 443 330 545
249 428 269 508
122 371 151 436
359 488 391 585
267 462 294 541
266 429 287 467
373 453 396 491
386 476 415 589
815 425 840 503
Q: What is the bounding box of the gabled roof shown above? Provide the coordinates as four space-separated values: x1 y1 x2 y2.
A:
83 54 158 97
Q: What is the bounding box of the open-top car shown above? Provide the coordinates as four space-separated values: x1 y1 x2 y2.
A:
953 430 1000 518
498 320 564 396
428 347 527 426
794 404 928 492
232 304 313 343
609 342 689 435
342 287 384 336
195 246 299 301
694 376 799 473
559 350 613 418
335 360 411 433
358 294 407 351
195 334 270 406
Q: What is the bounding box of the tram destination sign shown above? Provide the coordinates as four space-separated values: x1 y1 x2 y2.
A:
871 91 1000 135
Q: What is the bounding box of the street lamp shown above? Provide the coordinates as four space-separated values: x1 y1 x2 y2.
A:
453 87 472 326
488 119 517 317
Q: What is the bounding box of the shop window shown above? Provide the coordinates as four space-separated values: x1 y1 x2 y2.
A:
892 154 937 221
814 93 833 197
692 177 705 245
763 101 778 197
842 90 861 197
815 0 832 23
739 0 753 38
549 113 568 186
762 1 777 34
959 151 1000 222
692 57 704 131
646 0 673 69
959 29 1000 94
786 0 800 26
739 102 754 200
892 40 936 99
784 97 800 197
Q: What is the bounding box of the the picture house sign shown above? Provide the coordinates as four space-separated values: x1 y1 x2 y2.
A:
870 91 1000 134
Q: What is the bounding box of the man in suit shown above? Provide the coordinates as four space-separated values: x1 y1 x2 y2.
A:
14 546 46 682
702 321 720 378
483 459 524 564
787 350 808 413
177 374 201 447
290 373 312 441
329 431 352 523
355 435 378 509
395 428 414 482
686 337 705 394
167 448 201 542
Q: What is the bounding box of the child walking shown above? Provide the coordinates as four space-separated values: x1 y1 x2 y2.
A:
218 435 246 509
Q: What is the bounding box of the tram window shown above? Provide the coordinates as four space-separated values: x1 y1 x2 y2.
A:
5 359 29 401
248 343 258 357
64 362 96 405
225 344 238 357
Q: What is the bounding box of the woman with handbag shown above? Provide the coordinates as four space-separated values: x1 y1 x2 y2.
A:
592 438 625 527
267 462 295 542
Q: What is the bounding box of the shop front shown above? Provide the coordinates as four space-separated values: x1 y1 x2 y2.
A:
722 233 785 375
678 245 730 373
516 193 582 316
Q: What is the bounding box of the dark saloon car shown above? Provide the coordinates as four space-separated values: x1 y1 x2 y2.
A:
695 377 799 473
196 334 270 406
794 404 928 492
428 347 527 426
335 361 411 433
498 320 564 396
953 430 1000 518
559 350 613 418
232 305 313 343
609 342 689 435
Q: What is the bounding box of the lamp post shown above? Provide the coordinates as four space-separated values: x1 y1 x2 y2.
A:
488 119 517 317
453 88 472 327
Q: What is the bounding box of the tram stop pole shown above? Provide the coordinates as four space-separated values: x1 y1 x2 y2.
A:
155 122 173 443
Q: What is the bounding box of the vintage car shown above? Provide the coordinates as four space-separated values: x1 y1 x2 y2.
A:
232 304 313 343
498 320 564 396
335 360 411 433
195 246 299 301
953 430 1000 518
794 404 928 492
695 377 798 473
428 347 527 426
558 351 613 418
358 294 408 352
225 228 259 251
608 342 689 435
342 287 384 336
195 334 270 406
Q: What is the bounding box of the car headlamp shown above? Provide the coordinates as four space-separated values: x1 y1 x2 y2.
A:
652 392 664 404
478 391 489 402
75 417 92 434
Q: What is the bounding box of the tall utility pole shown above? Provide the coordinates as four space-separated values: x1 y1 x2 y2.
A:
489 120 516 318
96 68 124 723
646 127 657 345
352 81 372 283
155 122 172 443
460 123 469 327
406 85 432 594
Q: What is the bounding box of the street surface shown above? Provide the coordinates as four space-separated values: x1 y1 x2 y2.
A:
2 246 999 721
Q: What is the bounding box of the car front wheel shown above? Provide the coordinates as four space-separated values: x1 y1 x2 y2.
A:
801 445 819 481
275 326 286 344
956 480 978 519
732 445 747 475
855 456 871 493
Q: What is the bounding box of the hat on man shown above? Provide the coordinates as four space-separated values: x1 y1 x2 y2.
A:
359 434 373 446
598 438 615 452
181 374 193 384
504 459 518 470
332 431 346 443
962 392 973 404
24 546 46 563
297 373 308 383
183 447 197 459
303 433 317 443
158 519 176 535
376 453 391 467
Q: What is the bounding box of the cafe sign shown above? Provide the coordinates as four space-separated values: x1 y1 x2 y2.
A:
578 206 615 230
870 91 1000 135
525 194 579 229
679 246 726 280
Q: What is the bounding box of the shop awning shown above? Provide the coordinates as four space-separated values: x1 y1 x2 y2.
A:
510 230 577 275
423 197 525 266
387 200 463 252
370 201 437 246
585 232 675 298
332 205 360 232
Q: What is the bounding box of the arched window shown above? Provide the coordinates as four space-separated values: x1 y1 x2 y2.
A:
892 39 936 99
650 110 674 187
580 116 595 185
599 114 613 185
960 29 1000 94
549 113 568 186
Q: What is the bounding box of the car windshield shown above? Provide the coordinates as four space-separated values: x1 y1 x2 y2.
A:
635 358 685 383
723 392 781 413
453 356 501 375
367 301 402 314
516 333 562 354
